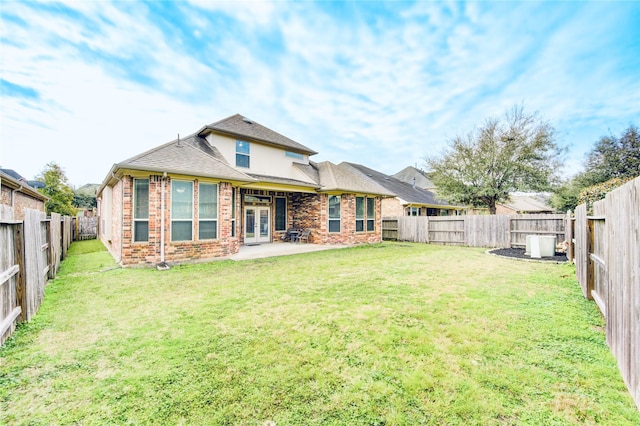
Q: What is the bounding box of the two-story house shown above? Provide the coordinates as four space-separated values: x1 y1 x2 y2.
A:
97 114 394 266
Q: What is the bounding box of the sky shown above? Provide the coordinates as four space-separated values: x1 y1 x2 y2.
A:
1 1 638 188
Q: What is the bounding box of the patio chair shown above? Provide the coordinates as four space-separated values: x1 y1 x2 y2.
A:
281 228 296 242
297 228 311 244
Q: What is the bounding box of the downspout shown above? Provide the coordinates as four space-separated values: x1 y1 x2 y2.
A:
111 172 124 265
160 172 167 265
156 172 170 270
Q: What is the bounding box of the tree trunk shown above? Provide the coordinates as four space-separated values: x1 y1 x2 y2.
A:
489 198 497 215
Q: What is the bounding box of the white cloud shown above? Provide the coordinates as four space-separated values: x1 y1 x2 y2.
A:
1 1 637 184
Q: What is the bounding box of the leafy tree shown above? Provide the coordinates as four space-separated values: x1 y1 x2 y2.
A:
73 193 97 209
73 184 98 209
583 124 640 185
36 162 76 216
426 105 562 214
549 124 639 212
578 177 633 213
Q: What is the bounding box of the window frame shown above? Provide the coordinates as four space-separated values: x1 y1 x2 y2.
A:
171 180 193 242
328 195 341 233
198 182 218 240
366 197 375 231
275 196 287 231
236 140 250 168
133 178 149 242
355 196 365 232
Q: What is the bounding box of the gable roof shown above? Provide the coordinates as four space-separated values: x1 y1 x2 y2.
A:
99 134 256 194
344 163 462 209
197 114 318 155
315 161 395 196
393 166 435 190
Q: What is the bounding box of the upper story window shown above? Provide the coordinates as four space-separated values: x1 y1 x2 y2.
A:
133 178 149 242
236 140 250 168
285 151 304 160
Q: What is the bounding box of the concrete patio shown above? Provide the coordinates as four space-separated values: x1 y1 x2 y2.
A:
229 242 348 261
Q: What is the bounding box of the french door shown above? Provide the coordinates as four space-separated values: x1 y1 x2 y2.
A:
244 206 270 244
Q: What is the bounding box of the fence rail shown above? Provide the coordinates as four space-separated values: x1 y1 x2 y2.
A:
382 214 566 248
571 176 639 410
0 208 76 346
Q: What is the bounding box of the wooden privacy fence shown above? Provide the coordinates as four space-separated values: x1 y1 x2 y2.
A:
0 208 75 346
382 214 566 248
571 176 639 410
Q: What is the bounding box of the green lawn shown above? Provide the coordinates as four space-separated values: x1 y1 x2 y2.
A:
1 240 638 425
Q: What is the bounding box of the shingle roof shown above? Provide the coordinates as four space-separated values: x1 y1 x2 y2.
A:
116 134 255 182
0 169 48 201
393 166 435 190
344 163 462 208
316 161 395 196
246 173 319 189
500 194 554 213
197 114 318 155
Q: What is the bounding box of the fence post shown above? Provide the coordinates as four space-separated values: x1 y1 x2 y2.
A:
586 218 595 300
565 210 573 262
12 223 26 322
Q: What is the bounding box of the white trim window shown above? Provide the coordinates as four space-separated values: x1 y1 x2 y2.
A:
198 183 218 240
236 140 250 168
328 195 340 233
133 178 149 242
366 197 375 231
356 196 376 232
171 180 193 241
356 196 365 232
407 207 421 216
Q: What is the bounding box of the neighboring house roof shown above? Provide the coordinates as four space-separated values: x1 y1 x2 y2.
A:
499 194 554 213
393 166 436 190
0 169 48 201
0 168 27 182
315 162 395 196
197 114 318 155
344 163 462 209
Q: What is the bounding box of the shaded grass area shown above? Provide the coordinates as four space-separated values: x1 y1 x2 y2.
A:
1 240 638 425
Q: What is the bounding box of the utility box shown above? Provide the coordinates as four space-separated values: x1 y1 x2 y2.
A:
526 235 556 258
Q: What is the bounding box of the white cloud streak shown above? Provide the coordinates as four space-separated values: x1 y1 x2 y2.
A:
1 1 637 185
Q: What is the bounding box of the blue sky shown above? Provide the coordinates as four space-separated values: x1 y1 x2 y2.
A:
1 0 638 187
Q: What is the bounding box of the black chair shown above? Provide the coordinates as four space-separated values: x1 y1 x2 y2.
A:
281 228 296 242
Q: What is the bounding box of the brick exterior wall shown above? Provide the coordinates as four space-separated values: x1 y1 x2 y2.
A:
101 176 384 266
114 175 241 266
0 185 46 220
381 197 404 217
317 193 382 245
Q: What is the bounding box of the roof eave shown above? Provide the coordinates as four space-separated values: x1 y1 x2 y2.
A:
198 126 318 156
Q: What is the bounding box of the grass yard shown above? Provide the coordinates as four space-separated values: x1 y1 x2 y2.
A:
1 240 638 425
